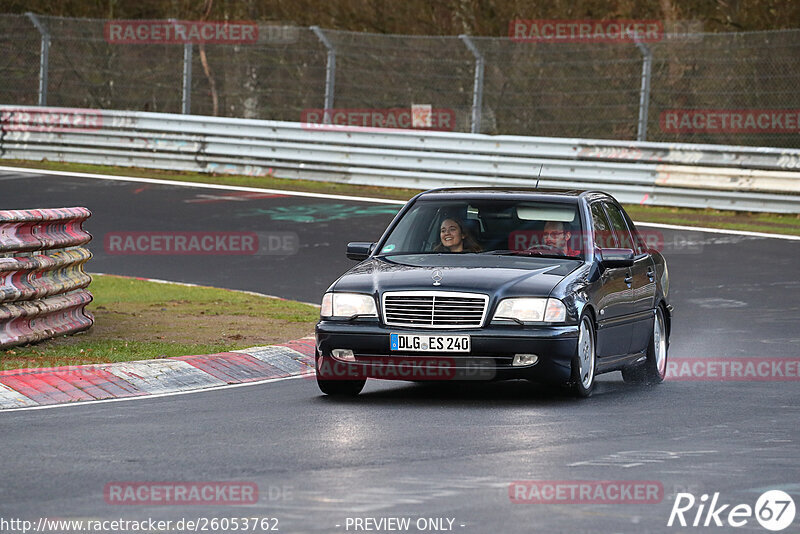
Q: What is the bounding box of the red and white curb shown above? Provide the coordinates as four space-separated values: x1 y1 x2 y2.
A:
0 337 316 409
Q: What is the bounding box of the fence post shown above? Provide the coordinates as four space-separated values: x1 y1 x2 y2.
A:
25 12 50 106
182 43 192 114
459 34 484 134
633 37 652 142
311 26 336 124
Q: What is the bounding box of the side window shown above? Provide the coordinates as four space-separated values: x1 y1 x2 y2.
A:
590 203 616 248
621 210 648 254
603 202 635 250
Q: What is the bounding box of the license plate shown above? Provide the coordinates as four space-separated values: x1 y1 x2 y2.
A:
390 333 470 352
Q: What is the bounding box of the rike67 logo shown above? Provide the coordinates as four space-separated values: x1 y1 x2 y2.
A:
668 490 796 531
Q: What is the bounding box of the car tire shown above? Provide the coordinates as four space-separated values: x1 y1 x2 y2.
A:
317 376 366 396
315 351 366 396
622 306 668 384
571 314 596 398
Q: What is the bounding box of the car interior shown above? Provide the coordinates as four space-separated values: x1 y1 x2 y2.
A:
413 201 583 255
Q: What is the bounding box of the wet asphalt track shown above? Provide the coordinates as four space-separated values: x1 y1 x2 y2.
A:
0 169 798 534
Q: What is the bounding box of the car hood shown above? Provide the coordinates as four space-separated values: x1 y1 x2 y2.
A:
331 254 580 297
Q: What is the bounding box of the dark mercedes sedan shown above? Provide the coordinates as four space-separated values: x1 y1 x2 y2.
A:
315 188 672 397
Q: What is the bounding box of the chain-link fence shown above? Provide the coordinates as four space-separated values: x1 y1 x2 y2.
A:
2 14 799 147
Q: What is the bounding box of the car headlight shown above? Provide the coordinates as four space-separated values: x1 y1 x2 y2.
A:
493 298 567 323
320 292 377 319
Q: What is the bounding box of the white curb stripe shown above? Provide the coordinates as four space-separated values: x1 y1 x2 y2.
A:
237 346 314 374
105 359 227 395
0 382 37 409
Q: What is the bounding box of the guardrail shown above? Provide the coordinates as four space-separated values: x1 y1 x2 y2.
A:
2 106 799 212
0 207 94 349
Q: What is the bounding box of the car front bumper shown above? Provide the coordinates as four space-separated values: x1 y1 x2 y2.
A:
315 321 579 383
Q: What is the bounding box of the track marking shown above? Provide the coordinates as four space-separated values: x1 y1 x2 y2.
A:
631 221 800 241
0 165 405 205
2 165 797 240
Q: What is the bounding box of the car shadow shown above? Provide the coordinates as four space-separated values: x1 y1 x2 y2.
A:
314 375 663 407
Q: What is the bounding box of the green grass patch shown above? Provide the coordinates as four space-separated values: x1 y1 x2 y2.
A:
1 274 319 371
91 274 318 321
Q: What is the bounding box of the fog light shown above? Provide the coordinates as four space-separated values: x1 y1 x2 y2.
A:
512 353 539 367
331 349 355 361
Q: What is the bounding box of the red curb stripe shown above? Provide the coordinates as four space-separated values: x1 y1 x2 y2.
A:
0 338 316 407
0 374 84 404
175 352 291 383
1 373 89 404
0 368 146 404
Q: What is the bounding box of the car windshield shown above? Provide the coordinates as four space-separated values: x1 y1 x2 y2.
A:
377 198 585 259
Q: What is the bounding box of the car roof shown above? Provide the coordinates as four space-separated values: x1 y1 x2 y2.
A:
416 187 612 203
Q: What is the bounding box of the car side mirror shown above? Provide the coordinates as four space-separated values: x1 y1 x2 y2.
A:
597 248 634 268
346 242 375 261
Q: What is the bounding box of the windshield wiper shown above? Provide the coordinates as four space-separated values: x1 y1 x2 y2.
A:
482 249 573 259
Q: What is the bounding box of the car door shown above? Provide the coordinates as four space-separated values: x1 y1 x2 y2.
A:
604 201 656 354
589 202 632 358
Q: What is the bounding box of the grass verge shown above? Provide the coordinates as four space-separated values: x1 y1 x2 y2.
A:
1 274 319 371
3 159 799 236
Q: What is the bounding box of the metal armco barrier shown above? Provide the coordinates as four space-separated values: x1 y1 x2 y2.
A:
2 106 799 212
0 207 93 349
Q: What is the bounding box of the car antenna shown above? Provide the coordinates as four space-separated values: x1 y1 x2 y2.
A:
535 164 543 189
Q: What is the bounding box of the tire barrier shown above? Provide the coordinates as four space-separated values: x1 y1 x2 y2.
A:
0 207 93 349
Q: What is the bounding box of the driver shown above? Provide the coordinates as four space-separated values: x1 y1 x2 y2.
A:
540 220 581 257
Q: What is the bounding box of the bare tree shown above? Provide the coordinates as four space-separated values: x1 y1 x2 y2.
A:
198 0 219 116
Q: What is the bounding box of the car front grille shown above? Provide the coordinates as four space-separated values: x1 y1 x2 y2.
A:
382 291 488 328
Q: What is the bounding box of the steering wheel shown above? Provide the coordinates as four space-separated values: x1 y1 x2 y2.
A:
524 244 565 255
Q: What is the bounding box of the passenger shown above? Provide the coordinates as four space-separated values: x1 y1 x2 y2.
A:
540 220 581 257
434 218 482 253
